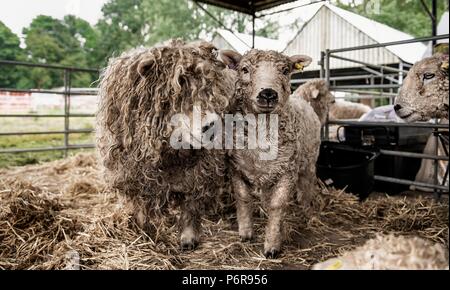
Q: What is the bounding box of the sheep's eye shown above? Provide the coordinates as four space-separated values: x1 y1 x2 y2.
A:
423 73 435 81
283 68 290 75
242 67 249 74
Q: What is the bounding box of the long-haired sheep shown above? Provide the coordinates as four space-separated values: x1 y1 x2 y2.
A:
312 234 449 270
292 79 335 125
96 39 236 249
222 49 321 258
394 53 449 122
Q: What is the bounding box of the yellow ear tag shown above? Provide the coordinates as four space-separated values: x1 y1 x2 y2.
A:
325 260 343 270
441 61 449 71
294 63 304 71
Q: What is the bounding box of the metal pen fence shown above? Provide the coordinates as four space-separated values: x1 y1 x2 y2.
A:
0 60 99 157
320 34 450 196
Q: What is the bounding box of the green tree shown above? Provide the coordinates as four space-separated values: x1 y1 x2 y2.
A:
94 0 280 66
23 15 98 88
332 0 448 37
0 21 28 88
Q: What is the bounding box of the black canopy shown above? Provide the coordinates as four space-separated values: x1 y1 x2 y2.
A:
194 0 297 15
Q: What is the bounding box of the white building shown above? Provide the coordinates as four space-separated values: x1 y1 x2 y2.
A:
283 2 426 71
211 29 284 55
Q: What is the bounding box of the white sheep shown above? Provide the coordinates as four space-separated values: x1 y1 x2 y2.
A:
292 79 335 125
329 99 371 120
312 234 449 270
394 52 449 190
394 53 449 122
221 49 321 258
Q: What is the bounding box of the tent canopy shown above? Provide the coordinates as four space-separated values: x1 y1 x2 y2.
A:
194 0 297 15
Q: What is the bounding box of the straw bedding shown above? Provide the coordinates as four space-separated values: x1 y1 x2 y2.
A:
0 153 448 269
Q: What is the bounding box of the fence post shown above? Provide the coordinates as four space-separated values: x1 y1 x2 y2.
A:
433 118 441 200
324 49 330 141
320 51 325 79
63 69 71 158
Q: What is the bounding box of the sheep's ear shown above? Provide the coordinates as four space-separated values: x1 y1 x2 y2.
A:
434 43 449 55
311 88 320 99
290 55 312 74
219 50 242 70
440 54 449 74
137 57 155 77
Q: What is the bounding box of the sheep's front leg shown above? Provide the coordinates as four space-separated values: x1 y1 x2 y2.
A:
180 199 200 251
233 174 254 241
264 176 293 258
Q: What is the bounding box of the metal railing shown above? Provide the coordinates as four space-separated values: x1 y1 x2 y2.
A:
0 60 99 157
320 34 450 196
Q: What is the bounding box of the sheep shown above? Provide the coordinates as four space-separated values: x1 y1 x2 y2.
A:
312 234 449 270
394 53 449 191
221 49 321 258
410 118 449 192
394 53 449 122
329 99 371 120
292 79 335 125
96 39 237 250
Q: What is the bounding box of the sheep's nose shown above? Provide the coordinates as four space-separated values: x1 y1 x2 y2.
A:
394 104 402 111
257 88 278 102
202 121 215 133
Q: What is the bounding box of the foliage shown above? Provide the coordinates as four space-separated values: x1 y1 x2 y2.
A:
0 21 28 88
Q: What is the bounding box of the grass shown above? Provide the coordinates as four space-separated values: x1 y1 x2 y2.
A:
0 112 95 168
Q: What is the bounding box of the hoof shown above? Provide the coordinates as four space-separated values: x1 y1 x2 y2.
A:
180 240 199 251
239 231 254 242
240 235 254 242
264 248 280 259
239 227 254 242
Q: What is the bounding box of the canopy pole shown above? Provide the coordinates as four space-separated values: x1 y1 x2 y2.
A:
432 0 437 46
252 14 255 48
251 1 255 48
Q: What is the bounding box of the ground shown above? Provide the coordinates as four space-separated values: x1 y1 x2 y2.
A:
0 153 448 270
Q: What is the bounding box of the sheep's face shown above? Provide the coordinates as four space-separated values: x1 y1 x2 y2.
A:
133 40 238 149
228 50 312 113
394 53 449 122
296 79 335 124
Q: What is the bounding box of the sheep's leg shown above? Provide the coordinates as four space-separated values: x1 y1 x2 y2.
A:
296 167 317 207
179 199 200 251
264 176 293 258
233 174 254 241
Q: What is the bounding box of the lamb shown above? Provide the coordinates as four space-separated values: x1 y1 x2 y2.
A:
329 99 371 120
394 53 449 122
292 79 335 125
312 234 449 270
96 39 237 250
221 49 321 258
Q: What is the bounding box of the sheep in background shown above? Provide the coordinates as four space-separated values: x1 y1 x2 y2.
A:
394 53 449 122
292 79 335 125
96 40 237 250
329 99 371 120
312 234 449 270
223 49 321 258
394 52 449 191
410 118 449 192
